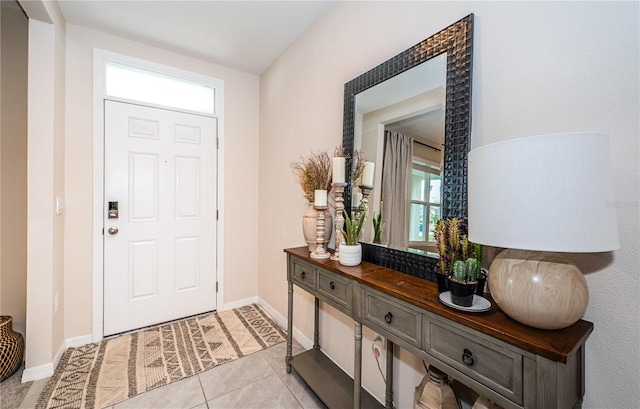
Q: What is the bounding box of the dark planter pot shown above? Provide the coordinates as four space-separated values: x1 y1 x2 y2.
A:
448 278 477 307
475 277 486 296
435 272 449 293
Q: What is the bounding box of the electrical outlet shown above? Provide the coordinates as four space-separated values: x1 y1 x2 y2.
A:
372 335 384 358
55 293 59 313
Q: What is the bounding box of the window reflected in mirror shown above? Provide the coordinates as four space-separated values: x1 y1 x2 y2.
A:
409 160 441 249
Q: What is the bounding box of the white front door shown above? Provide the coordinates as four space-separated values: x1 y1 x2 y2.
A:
103 100 217 336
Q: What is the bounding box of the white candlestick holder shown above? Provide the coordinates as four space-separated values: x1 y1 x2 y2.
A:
310 205 331 259
359 184 373 211
358 185 373 241
330 183 347 261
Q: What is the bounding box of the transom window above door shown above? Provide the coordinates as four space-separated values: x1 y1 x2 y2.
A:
105 63 215 115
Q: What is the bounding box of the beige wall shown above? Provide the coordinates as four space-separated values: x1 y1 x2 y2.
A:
64 24 260 340
23 0 67 373
0 1 28 334
259 2 639 408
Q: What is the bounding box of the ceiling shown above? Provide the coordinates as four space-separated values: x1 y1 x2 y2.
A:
56 0 333 74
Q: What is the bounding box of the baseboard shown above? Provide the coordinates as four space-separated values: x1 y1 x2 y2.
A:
221 296 258 311
258 297 313 350
22 362 53 382
53 341 65 370
66 334 93 348
21 339 66 382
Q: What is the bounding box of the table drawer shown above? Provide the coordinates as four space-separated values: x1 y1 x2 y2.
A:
362 288 421 347
318 271 352 312
426 319 523 405
291 259 317 291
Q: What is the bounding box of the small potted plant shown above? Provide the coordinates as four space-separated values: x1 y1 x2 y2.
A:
435 218 485 299
372 201 384 244
448 258 478 307
339 205 366 266
473 242 486 295
434 218 466 293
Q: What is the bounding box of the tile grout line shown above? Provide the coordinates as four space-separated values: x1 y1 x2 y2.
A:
196 374 210 409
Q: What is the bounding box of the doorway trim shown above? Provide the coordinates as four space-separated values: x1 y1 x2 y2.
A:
92 49 225 341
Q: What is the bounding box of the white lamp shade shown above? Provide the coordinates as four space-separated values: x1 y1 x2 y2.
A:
468 132 619 253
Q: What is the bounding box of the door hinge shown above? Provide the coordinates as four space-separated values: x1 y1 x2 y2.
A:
216 282 219 293
102 228 104 235
216 210 219 220
216 138 219 149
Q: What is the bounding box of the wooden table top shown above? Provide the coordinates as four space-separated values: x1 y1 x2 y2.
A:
285 246 593 364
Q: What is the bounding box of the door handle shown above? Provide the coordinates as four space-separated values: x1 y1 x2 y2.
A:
108 227 119 235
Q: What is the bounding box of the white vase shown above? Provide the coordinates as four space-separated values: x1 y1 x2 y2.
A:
339 243 362 266
302 202 333 252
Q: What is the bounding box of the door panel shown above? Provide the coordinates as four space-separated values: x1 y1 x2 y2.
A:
104 100 217 336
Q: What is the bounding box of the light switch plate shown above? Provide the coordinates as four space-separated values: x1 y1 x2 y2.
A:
56 197 64 215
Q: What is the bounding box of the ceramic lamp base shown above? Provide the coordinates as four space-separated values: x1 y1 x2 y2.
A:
488 249 588 330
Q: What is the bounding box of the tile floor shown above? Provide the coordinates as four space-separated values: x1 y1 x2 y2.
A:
1 340 327 409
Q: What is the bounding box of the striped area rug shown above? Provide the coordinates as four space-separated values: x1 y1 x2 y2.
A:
36 304 286 409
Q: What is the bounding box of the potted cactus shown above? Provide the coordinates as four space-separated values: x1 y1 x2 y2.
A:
473 242 486 295
434 218 467 293
448 258 478 307
435 218 485 300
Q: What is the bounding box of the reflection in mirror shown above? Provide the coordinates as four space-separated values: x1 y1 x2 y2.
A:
354 54 446 256
342 14 473 280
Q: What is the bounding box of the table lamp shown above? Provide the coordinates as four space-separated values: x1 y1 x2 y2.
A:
468 132 619 330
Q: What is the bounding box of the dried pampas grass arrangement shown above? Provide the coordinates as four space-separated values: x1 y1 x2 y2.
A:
290 150 333 202
352 149 366 185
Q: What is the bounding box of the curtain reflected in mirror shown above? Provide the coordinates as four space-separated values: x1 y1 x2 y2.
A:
379 130 443 254
381 131 412 249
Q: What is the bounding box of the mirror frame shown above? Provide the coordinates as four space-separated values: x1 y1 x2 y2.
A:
342 14 473 281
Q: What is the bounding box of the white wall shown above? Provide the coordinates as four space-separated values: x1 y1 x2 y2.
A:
64 25 260 340
259 2 639 408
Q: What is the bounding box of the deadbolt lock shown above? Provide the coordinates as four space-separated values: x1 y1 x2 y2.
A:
108 201 119 219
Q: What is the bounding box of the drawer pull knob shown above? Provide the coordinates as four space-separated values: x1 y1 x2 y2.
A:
384 312 393 324
462 348 474 366
301 271 306 279
329 281 335 290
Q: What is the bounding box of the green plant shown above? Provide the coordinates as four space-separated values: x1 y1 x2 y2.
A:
341 205 366 246
452 258 478 283
474 242 483 279
435 218 481 278
372 201 384 244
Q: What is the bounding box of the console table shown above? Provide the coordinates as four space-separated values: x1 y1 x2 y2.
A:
285 247 593 409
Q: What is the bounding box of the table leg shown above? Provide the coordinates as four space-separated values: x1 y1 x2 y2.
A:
314 297 320 350
286 280 293 373
385 339 394 409
354 322 362 409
